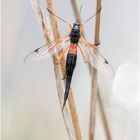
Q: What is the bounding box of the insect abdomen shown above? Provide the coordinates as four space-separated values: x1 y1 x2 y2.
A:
68 44 77 54
63 54 77 108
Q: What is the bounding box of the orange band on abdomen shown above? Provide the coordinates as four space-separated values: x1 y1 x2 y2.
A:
68 44 78 54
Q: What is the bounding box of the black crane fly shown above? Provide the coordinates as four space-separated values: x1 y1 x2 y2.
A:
24 7 114 109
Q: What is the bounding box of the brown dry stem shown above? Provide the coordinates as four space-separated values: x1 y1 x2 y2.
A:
98 91 112 140
31 0 79 140
89 0 101 139
89 0 112 140
46 0 82 140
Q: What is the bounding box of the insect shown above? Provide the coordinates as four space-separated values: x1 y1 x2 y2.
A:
24 6 114 109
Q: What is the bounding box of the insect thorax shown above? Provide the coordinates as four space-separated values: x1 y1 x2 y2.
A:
70 25 81 43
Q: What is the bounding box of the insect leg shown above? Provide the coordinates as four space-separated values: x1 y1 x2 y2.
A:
77 45 87 63
80 37 97 49
56 46 70 64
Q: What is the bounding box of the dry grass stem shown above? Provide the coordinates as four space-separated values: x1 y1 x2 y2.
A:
45 1 82 140
89 0 112 140
94 0 101 45
89 0 100 140
31 0 79 139
98 91 112 140
89 70 98 140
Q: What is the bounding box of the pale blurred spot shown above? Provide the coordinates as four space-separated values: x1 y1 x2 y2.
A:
112 63 139 109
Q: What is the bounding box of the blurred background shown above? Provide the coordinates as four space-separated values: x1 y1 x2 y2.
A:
2 0 139 140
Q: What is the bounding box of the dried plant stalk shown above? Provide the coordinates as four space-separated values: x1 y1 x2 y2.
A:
46 1 82 140
89 70 98 140
31 0 76 140
89 0 101 139
98 91 112 140
89 0 112 140
94 0 101 46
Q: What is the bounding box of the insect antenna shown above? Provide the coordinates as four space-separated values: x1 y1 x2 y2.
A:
46 8 70 26
78 4 83 19
75 4 83 23
83 6 102 24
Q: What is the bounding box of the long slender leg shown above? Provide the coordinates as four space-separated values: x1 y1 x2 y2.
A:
56 46 70 64
80 36 97 49
77 45 87 63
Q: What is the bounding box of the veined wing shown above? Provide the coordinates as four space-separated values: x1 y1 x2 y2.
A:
24 35 70 64
87 47 114 76
80 39 115 76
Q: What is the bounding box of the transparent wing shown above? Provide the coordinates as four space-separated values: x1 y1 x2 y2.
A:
24 35 70 64
80 43 115 76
